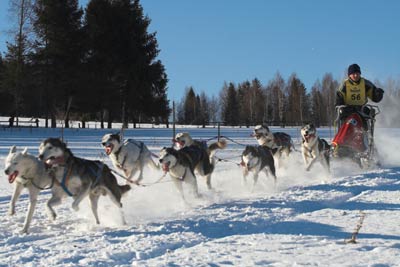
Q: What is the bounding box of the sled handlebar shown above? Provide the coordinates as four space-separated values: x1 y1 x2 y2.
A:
335 104 380 122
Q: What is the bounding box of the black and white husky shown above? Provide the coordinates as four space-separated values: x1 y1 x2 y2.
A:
241 145 276 190
5 146 55 233
252 124 294 167
300 124 330 172
38 138 130 224
173 132 226 189
159 147 199 202
101 133 159 185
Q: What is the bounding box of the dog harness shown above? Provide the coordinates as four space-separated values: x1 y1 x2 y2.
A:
114 139 144 172
61 164 75 197
168 165 187 180
20 174 55 191
60 160 104 197
303 138 329 158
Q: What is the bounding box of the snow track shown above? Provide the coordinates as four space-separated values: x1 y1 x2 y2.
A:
1 127 400 266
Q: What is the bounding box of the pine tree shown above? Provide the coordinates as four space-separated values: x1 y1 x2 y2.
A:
33 0 84 128
183 87 196 124
221 82 239 126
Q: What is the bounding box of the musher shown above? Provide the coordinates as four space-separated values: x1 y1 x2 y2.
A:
335 63 384 129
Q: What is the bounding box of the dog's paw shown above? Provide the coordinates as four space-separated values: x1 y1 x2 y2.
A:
20 228 29 234
71 203 80 211
8 209 15 216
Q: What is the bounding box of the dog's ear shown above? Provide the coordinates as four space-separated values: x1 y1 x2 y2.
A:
115 132 121 143
22 147 28 155
9 145 16 154
309 123 315 128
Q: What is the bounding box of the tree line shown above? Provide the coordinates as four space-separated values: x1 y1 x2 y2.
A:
1 1 399 129
177 73 400 128
0 0 169 128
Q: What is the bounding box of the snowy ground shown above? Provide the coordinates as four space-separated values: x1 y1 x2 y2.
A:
0 126 400 266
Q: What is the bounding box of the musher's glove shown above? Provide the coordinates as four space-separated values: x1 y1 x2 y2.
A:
373 88 384 102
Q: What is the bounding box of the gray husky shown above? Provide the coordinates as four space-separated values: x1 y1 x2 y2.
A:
173 132 227 189
101 133 159 185
241 145 276 190
5 146 54 233
159 147 199 202
300 123 330 172
38 138 130 224
252 124 294 168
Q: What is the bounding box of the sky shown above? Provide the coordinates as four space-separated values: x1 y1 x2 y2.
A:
0 0 399 101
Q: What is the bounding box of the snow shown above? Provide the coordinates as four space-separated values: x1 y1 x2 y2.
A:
1 125 400 266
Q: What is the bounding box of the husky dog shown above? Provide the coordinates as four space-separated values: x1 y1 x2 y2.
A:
4 146 55 233
38 138 130 224
252 124 294 167
159 147 199 202
241 145 276 190
300 123 330 172
173 132 226 189
101 133 159 185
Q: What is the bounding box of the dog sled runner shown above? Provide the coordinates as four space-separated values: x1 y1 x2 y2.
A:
331 104 380 168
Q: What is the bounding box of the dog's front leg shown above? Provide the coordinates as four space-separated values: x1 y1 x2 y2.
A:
9 183 24 216
71 186 90 211
22 187 40 234
205 174 212 190
47 188 63 221
242 167 249 186
252 172 259 192
172 178 186 203
305 156 318 171
302 150 309 167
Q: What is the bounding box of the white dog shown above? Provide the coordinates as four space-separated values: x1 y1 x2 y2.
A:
159 147 199 202
5 146 54 233
300 124 330 172
101 133 159 185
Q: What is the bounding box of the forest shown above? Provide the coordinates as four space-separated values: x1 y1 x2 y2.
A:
1 0 399 128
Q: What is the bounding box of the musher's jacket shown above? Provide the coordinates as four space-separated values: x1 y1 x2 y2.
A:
335 77 383 107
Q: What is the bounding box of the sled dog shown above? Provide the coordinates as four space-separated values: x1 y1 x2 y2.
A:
241 145 276 190
300 123 330 172
5 146 55 233
101 133 159 184
38 138 130 224
252 124 294 167
173 132 226 189
159 147 199 202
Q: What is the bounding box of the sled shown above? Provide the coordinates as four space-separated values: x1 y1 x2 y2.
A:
331 104 380 168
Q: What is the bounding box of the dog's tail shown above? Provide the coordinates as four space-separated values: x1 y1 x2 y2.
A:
147 156 160 170
208 139 227 156
119 184 131 195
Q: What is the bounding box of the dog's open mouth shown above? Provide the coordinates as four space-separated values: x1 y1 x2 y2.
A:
173 139 185 149
45 156 57 166
252 133 263 140
104 144 113 155
303 133 315 142
162 162 170 172
8 171 18 184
